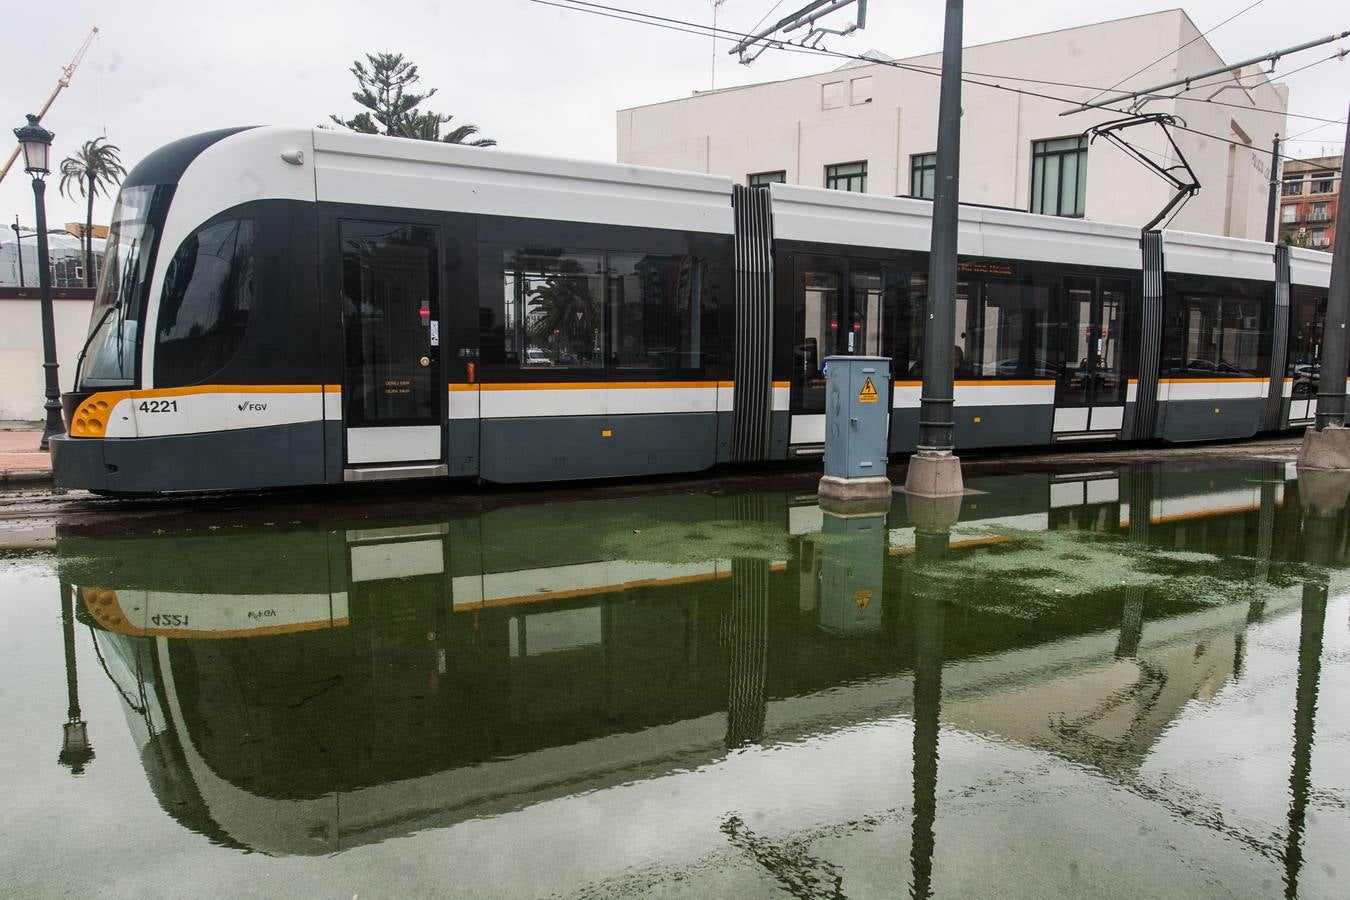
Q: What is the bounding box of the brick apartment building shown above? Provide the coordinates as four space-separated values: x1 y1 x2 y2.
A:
1279 155 1340 251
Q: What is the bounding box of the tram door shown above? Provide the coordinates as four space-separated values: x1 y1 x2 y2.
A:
1053 277 1129 438
791 255 889 445
340 221 445 473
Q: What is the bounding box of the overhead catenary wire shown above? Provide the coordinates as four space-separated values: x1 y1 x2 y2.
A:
1061 30 1350 115
746 0 790 36
1081 0 1268 107
531 0 1343 168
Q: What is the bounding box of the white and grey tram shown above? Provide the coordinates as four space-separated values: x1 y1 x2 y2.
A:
52 126 1336 493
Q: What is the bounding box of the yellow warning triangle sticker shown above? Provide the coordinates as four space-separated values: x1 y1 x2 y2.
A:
858 376 878 403
854 589 872 613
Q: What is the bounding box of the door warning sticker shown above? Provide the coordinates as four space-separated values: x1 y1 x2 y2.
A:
858 377 878 404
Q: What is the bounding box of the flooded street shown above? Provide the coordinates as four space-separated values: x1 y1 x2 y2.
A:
2 459 1348 898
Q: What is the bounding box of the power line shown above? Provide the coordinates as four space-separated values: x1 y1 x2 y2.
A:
534 0 1344 165
536 0 1340 127
747 0 789 36
1082 0 1267 106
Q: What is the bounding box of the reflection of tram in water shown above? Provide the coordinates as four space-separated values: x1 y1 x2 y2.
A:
59 463 1339 856
51 126 1337 493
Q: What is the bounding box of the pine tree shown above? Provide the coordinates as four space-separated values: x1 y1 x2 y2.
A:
331 52 495 146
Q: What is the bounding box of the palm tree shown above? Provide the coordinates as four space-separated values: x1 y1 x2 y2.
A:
399 111 496 147
58 138 127 287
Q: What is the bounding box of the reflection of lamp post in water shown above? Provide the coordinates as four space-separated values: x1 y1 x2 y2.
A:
58 581 94 774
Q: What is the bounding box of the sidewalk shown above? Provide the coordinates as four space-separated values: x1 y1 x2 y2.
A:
0 430 52 487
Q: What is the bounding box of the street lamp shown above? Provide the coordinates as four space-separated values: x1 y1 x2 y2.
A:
13 114 66 450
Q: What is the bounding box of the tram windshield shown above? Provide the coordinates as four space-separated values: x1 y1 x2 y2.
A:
78 185 169 388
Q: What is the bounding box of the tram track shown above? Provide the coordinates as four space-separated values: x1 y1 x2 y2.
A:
0 435 1305 548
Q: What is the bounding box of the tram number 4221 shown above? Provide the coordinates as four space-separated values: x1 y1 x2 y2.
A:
138 400 179 413
149 613 189 627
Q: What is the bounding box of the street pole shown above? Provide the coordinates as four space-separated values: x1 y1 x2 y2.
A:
1313 107 1350 431
32 176 66 449
1265 133 1280 244
905 0 964 497
11 218 25 287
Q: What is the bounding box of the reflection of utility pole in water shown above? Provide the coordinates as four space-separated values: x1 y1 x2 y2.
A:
909 520 947 900
58 580 94 774
1281 470 1343 897
724 496 771 749
1116 466 1153 659
1249 462 1283 625
1282 575 1326 899
1232 463 1285 678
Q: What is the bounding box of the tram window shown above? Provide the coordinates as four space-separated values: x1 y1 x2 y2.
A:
1287 288 1326 396
609 253 707 372
889 273 925 378
154 218 255 386
1165 294 1268 377
502 250 605 370
958 280 1055 377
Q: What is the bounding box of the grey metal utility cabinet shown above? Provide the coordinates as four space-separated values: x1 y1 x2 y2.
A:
822 355 890 480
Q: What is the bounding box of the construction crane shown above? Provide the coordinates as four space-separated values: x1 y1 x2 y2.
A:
0 26 100 186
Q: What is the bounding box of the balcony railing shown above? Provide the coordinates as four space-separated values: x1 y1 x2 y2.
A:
1308 210 1332 222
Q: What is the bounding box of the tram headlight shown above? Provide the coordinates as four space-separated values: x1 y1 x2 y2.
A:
70 395 113 437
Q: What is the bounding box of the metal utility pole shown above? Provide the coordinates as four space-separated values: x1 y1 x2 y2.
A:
11 218 25 287
1265 133 1281 244
905 0 964 498
1314 108 1350 431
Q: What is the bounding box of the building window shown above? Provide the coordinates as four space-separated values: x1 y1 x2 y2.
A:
748 170 786 188
910 153 937 199
821 81 846 110
1310 229 1328 248
1311 172 1335 194
1281 205 1299 224
1283 178 1303 196
1030 136 1087 217
825 161 867 193
850 76 872 105
1310 202 1330 222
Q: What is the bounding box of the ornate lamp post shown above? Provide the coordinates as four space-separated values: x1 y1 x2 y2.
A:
13 114 66 450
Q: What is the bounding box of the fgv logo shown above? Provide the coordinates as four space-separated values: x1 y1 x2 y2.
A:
237 401 268 412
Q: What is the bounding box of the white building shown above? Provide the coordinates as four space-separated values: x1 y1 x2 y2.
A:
0 230 105 288
617 9 1288 238
0 231 103 421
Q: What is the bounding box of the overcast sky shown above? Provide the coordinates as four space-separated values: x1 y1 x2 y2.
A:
1 0 1345 231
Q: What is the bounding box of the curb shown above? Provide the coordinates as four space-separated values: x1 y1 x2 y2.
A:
0 469 54 490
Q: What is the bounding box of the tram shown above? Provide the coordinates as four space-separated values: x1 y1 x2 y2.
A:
50 126 1335 493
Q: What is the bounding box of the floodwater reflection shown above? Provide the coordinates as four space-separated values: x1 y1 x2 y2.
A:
5 460 1349 897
